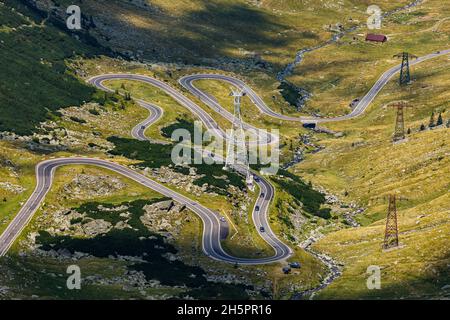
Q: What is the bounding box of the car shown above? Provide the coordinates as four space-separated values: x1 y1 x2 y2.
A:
141 125 146 130
220 216 226 223
259 226 265 232
282 266 291 274
254 177 260 182
260 193 265 198
255 205 260 211
289 262 301 269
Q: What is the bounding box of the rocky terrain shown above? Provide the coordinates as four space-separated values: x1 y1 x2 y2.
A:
140 200 187 236
144 166 212 197
62 173 126 200
0 182 25 195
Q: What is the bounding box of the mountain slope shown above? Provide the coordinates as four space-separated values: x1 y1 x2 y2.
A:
0 0 104 135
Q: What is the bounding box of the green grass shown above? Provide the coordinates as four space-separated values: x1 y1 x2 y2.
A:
107 136 246 195
0 1 28 28
33 0 417 72
0 0 105 135
287 0 450 116
294 51 450 299
270 169 326 215
5 198 252 299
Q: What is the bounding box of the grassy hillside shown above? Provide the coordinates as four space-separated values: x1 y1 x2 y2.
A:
23 0 415 71
0 0 448 300
294 51 450 299
288 0 450 116
0 0 104 135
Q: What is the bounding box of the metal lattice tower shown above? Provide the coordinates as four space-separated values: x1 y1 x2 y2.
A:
383 194 399 250
394 52 417 86
223 88 254 191
388 101 412 142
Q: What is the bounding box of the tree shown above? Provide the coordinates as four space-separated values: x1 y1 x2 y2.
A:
437 112 443 126
2 197 6 202
429 112 436 128
407 128 411 134
419 123 426 131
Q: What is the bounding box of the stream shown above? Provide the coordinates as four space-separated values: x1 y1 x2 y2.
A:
283 1 424 298
276 0 424 108
293 241 342 300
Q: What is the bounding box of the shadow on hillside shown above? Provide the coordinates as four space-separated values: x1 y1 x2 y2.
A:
86 0 294 68
369 252 450 299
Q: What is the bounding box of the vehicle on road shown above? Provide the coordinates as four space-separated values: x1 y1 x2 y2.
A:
220 216 226 223
141 125 146 129
255 205 260 211
260 193 265 198
259 226 265 232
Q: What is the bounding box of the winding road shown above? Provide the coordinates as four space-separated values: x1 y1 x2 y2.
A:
180 49 450 124
0 48 448 265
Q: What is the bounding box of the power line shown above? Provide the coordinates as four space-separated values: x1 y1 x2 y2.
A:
393 52 418 86
223 88 254 191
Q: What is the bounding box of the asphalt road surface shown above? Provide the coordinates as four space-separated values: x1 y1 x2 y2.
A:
0 157 290 264
0 77 291 264
89 74 277 146
180 49 450 124
1 49 448 263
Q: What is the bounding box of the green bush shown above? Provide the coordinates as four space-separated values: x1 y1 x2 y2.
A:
36 199 251 298
0 1 104 135
271 169 326 215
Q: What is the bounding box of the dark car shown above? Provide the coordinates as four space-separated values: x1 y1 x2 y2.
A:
282 266 291 274
259 226 265 232
260 192 265 198
290 262 301 269
141 125 146 130
255 206 260 211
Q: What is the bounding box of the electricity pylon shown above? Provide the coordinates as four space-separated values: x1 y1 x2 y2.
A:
383 194 399 249
388 101 412 142
224 88 254 191
393 52 418 85
371 194 408 250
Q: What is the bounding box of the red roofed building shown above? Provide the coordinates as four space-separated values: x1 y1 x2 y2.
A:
366 33 387 43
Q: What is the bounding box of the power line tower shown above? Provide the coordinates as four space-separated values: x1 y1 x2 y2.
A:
224 88 254 191
388 101 412 142
383 194 399 250
393 52 418 86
